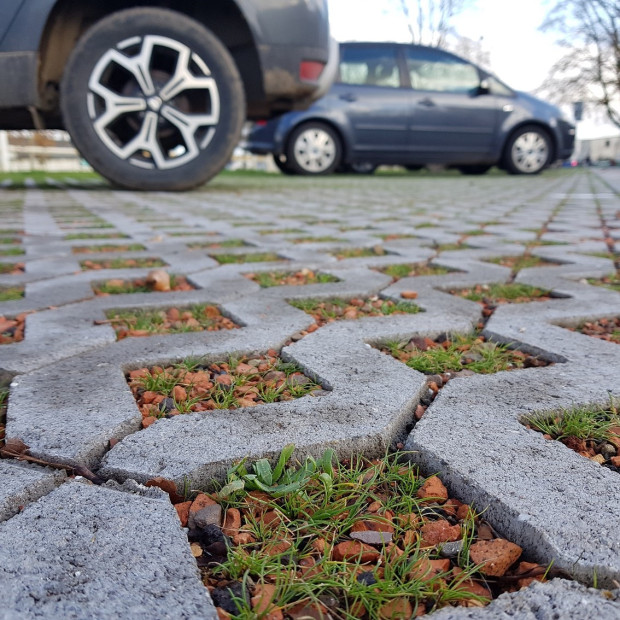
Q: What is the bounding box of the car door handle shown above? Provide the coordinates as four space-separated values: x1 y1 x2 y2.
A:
417 98 435 107
339 93 357 102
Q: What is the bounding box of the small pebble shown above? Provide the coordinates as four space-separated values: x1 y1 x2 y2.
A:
439 540 464 558
600 443 617 460
357 571 377 586
159 397 175 413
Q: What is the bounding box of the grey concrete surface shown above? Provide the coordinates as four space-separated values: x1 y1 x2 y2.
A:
0 481 216 619
0 460 65 522
1 168 620 617
431 579 620 619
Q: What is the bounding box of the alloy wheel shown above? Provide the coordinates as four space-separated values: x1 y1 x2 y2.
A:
87 35 220 170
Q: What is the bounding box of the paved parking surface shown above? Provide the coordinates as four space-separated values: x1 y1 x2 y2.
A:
0 169 619 618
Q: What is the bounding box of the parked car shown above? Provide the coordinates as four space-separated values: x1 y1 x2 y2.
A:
244 42 576 176
0 1 336 190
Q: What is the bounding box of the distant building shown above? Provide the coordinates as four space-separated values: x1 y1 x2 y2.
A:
574 135 620 165
573 119 620 165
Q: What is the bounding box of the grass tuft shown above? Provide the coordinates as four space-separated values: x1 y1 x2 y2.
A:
334 247 386 260
383 332 547 375
72 244 145 254
245 270 339 288
525 402 619 442
196 449 525 617
211 252 283 265
129 353 323 424
377 263 451 280
80 257 166 270
0 287 24 302
486 255 558 272
451 283 550 303
290 297 421 324
105 304 238 339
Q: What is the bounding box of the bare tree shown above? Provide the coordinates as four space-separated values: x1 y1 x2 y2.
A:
541 0 620 128
396 0 469 47
449 35 491 69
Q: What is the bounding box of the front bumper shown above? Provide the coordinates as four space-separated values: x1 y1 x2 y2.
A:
557 119 576 160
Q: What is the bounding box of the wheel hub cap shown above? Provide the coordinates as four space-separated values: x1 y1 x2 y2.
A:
146 95 163 112
512 132 548 173
293 128 336 173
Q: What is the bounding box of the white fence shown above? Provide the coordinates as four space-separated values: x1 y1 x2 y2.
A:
0 131 87 172
0 131 277 173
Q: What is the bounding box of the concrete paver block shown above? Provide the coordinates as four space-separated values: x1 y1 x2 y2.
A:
0 460 65 523
0 481 216 619
2 168 620 615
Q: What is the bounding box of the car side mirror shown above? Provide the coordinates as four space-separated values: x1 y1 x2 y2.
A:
477 79 490 95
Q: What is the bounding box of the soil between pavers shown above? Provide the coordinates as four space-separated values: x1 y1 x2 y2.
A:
1 170 620 617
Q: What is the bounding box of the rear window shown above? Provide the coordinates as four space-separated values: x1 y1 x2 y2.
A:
338 45 400 88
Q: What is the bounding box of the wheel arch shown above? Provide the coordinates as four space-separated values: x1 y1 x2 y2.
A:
36 0 260 116
500 121 558 170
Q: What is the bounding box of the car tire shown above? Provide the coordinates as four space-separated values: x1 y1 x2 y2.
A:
272 154 296 175
286 122 342 175
60 7 245 191
502 125 552 175
457 164 492 175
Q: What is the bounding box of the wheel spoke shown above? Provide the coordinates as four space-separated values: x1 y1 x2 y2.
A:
159 45 219 107
95 45 157 97
160 105 218 160
90 83 147 131
161 72 219 102
116 110 168 167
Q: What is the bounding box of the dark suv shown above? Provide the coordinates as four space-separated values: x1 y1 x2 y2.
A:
0 1 336 190
245 42 576 176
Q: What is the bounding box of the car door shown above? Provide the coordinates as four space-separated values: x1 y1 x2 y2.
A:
0 1 24 46
405 46 501 162
333 43 411 159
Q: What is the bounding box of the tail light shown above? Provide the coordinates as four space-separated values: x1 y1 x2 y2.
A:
300 60 325 82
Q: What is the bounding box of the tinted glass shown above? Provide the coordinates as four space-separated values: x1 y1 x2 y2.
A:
405 48 479 93
339 45 400 88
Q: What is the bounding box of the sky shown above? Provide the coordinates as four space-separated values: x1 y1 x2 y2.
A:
327 0 562 93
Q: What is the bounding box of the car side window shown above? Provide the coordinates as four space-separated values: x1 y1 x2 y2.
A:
486 75 514 97
338 45 401 88
405 48 479 94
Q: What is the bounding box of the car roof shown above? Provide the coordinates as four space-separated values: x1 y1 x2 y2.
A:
339 41 437 50
338 41 467 59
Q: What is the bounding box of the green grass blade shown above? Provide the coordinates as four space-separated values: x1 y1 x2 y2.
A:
272 443 295 481
254 459 273 486
217 479 246 499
